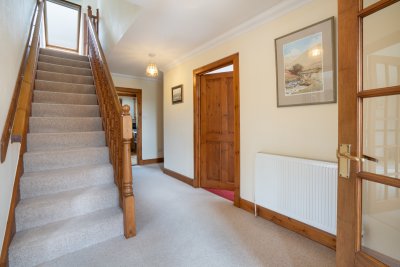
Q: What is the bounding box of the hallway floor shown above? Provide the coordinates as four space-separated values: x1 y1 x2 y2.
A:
41 164 335 267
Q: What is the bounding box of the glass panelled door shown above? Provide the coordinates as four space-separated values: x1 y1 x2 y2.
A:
337 0 400 266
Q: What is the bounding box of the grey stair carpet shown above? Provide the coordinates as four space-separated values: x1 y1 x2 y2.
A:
8 48 123 267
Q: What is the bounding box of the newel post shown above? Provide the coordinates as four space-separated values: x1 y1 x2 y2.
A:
121 105 136 238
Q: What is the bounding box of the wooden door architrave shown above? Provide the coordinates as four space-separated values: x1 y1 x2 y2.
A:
193 53 240 207
116 87 143 165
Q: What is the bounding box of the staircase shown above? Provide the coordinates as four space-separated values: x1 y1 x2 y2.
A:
8 48 123 266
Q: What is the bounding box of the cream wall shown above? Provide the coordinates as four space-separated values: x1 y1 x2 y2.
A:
0 0 36 252
163 0 338 202
112 74 164 160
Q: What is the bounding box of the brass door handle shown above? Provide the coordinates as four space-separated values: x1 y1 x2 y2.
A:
336 150 361 162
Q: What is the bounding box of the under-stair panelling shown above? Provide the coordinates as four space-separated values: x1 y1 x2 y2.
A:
36 70 94 85
35 80 95 94
8 48 123 267
9 208 123 267
20 163 114 199
32 103 100 117
33 90 98 105
39 54 91 69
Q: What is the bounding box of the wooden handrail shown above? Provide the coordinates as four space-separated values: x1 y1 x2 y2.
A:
11 1 44 144
86 8 136 238
0 2 40 162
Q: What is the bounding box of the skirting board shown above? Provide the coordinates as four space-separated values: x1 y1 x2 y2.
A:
163 168 194 187
239 198 336 250
140 158 164 165
0 154 23 266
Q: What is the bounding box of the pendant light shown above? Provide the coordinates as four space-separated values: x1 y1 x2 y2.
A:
146 53 158 77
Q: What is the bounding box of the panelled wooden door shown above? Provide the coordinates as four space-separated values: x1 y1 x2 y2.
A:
337 0 400 266
200 72 235 190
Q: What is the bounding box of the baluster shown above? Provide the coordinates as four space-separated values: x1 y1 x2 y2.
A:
86 14 135 238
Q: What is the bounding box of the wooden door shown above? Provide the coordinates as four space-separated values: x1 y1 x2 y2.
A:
337 1 400 266
200 72 235 190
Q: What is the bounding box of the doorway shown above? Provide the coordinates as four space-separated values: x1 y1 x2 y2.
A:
193 54 240 206
337 1 400 266
116 87 143 166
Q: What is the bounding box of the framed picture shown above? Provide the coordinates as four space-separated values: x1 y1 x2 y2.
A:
275 17 336 107
172 84 183 104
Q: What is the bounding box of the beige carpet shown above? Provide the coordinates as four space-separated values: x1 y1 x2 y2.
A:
40 164 336 267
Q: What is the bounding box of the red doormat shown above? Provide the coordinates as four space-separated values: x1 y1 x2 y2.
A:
204 188 234 202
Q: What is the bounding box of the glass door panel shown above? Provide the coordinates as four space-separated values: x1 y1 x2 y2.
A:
362 2 400 90
362 180 400 265
363 0 381 8
363 95 400 178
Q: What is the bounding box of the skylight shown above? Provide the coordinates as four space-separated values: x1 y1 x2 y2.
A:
44 0 81 51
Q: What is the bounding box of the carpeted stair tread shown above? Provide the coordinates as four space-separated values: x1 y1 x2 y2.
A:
27 131 106 152
32 103 100 117
33 90 98 105
9 207 123 267
9 48 122 267
16 184 119 232
35 80 95 94
20 163 114 199
37 61 92 76
39 54 91 69
29 116 102 133
36 70 94 85
24 146 110 172
40 48 89 62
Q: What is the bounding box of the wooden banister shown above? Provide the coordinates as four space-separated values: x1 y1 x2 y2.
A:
0 2 41 163
11 1 44 144
86 8 136 238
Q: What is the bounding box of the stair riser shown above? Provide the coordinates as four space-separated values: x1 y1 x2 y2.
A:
9 209 123 267
40 48 89 62
24 147 110 172
37 71 94 85
27 132 106 152
35 80 95 94
33 91 98 105
32 103 100 117
38 62 92 76
16 187 119 231
29 117 103 133
20 164 114 199
39 54 91 69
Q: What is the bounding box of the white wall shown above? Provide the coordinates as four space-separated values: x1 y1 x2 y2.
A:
0 0 36 252
112 74 164 160
163 0 338 202
97 0 140 55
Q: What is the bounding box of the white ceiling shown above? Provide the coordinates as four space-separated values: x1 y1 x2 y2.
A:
105 0 292 77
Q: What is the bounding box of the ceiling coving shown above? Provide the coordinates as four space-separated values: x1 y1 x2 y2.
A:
99 0 307 77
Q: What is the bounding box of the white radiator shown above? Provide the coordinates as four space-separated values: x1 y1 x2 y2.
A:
254 153 338 235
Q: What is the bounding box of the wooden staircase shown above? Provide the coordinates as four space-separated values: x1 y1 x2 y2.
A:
1 2 136 266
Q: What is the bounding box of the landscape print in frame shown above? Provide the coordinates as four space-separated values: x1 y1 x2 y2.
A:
275 17 336 107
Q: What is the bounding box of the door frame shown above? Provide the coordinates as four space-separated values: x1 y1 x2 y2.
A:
116 87 143 165
193 53 240 207
337 0 400 266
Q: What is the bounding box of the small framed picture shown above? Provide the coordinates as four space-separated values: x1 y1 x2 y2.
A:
275 17 336 107
172 84 183 104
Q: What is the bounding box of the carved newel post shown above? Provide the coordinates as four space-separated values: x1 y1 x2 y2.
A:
122 105 136 237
